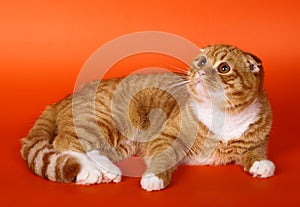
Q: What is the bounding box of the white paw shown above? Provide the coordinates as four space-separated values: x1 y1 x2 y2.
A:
249 160 275 178
76 161 102 185
141 173 164 191
66 151 102 185
87 150 122 183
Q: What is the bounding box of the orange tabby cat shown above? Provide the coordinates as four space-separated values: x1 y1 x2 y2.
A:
21 44 275 191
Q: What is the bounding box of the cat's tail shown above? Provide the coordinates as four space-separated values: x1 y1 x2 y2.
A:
20 105 81 182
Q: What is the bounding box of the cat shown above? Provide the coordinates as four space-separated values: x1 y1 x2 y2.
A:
21 44 275 191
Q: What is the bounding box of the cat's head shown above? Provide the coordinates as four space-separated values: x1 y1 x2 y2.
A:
188 44 264 112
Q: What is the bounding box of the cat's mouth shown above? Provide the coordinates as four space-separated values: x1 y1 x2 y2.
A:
187 75 209 99
191 74 204 86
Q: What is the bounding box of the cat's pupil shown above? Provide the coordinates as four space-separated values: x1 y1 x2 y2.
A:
217 62 231 74
221 65 227 71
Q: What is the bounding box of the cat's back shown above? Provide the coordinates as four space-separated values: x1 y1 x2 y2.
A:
54 72 189 124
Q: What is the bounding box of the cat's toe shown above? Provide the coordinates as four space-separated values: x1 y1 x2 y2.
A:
249 160 275 178
141 173 164 191
92 160 122 183
87 150 122 183
65 151 102 185
101 168 122 183
76 162 102 185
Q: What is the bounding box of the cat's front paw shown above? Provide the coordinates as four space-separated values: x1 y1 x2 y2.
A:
249 160 275 178
141 173 165 191
76 160 102 185
87 150 122 183
96 162 122 183
65 151 102 185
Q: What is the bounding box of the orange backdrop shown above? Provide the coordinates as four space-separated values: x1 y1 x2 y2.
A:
1 0 300 206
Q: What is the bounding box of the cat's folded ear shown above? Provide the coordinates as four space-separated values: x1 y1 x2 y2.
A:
245 52 262 73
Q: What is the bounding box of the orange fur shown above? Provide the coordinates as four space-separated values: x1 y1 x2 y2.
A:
21 44 274 190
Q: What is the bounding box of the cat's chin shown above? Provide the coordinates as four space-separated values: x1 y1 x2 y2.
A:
188 82 208 100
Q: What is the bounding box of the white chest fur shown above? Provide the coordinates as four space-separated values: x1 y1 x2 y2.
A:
190 99 261 142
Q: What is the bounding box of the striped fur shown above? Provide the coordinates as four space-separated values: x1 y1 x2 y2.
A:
185 45 273 173
21 44 274 191
21 106 81 182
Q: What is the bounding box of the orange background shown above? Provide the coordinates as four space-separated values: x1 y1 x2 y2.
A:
1 0 300 206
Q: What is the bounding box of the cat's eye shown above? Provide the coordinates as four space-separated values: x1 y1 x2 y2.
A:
197 56 207 68
217 62 231 74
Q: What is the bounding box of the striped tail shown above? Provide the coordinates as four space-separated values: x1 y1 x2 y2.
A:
21 105 81 182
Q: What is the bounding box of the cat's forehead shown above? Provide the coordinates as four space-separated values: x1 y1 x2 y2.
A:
197 45 262 74
201 45 243 60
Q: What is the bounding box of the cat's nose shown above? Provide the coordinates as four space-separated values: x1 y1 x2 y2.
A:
198 70 206 76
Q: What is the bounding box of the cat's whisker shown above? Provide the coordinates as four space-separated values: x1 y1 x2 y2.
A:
171 87 190 97
151 73 189 79
168 80 190 89
158 74 189 79
167 64 189 74
203 82 236 108
21 44 274 193
172 84 189 92
165 81 190 96
216 91 236 109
